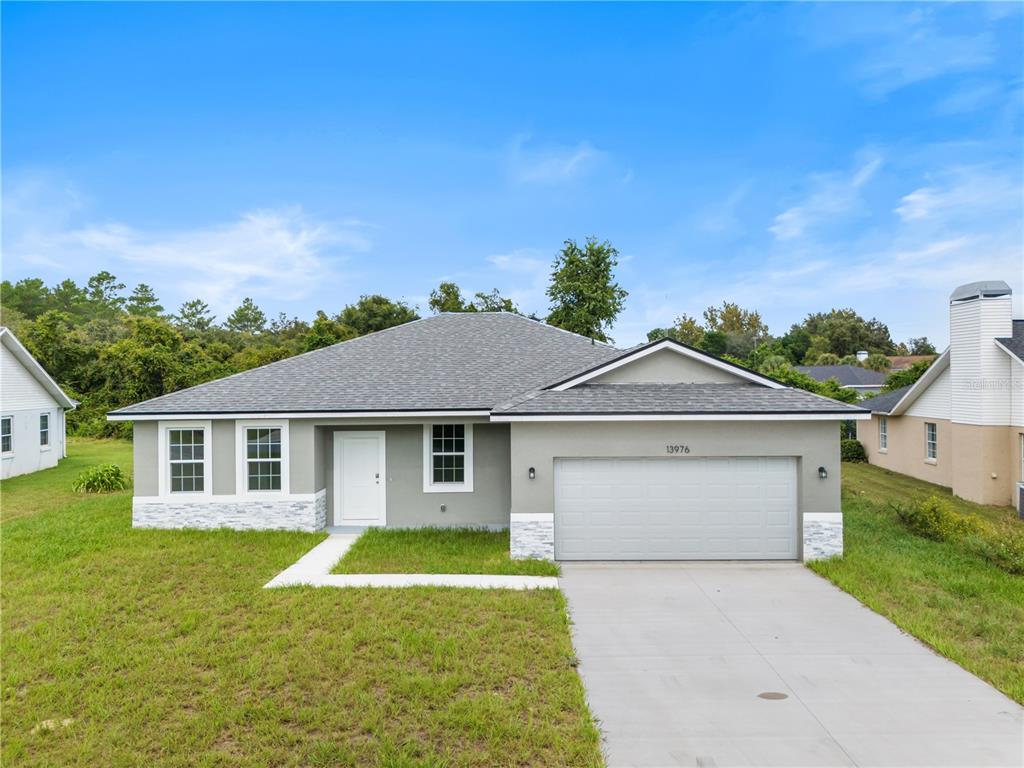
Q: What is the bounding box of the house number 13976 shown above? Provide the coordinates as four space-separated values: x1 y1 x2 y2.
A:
665 445 690 454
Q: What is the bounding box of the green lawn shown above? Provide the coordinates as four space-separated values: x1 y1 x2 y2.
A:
1 439 601 767
810 462 1024 704
333 528 560 577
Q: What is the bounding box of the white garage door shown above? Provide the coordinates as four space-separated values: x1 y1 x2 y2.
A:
554 457 798 560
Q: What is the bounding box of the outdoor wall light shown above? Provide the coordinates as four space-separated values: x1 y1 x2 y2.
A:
818 466 828 480
528 467 536 480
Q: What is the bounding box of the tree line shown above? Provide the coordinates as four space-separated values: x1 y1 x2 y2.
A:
1 236 931 436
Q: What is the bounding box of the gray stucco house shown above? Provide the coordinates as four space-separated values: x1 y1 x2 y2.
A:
109 313 867 561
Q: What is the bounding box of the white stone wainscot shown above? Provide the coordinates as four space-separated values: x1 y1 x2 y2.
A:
803 512 843 561
133 489 328 533
511 512 554 560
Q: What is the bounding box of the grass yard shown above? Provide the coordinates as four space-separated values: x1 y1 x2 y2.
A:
810 462 1024 705
333 528 560 577
1 439 601 767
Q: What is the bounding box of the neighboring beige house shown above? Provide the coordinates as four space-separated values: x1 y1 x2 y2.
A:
858 281 1024 509
0 326 76 479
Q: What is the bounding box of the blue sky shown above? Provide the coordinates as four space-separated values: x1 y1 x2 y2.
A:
3 2 1022 346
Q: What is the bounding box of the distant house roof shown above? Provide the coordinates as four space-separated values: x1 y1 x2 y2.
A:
995 319 1024 364
0 326 77 410
492 383 867 417
862 385 913 414
886 355 938 371
794 364 887 388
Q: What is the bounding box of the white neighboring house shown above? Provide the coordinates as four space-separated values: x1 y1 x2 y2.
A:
0 327 76 479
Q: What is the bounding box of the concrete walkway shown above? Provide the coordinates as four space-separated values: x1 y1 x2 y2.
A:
264 534 558 590
560 562 1024 768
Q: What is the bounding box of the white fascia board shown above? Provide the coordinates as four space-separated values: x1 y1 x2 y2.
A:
490 412 871 422
0 328 77 410
108 410 493 422
889 349 950 417
994 340 1024 368
550 338 785 391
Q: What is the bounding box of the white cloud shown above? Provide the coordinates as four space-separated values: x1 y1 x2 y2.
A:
505 135 605 184
3 175 371 315
694 181 753 233
798 6 998 98
769 152 882 240
895 165 1021 222
934 80 1002 115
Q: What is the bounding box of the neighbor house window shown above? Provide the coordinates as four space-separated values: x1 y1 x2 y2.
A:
246 427 282 491
925 422 937 460
878 416 887 451
423 424 474 492
39 414 49 447
169 428 205 492
1 417 12 454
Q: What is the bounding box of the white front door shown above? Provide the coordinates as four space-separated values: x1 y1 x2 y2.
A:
334 431 386 525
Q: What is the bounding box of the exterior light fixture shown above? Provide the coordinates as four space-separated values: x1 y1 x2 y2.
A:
818 466 828 480
528 467 536 480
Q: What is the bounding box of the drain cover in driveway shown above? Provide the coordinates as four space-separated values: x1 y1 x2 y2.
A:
757 691 789 700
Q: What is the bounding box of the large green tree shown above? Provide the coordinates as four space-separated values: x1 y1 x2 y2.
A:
175 299 215 332
225 297 267 334
545 237 627 342
785 308 895 361
338 295 419 335
1 278 50 319
126 283 164 317
305 311 358 351
428 281 472 313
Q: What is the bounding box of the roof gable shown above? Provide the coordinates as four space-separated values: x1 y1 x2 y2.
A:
547 338 784 391
0 327 76 410
880 349 950 416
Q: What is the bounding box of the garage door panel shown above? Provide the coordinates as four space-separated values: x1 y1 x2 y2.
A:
554 457 797 561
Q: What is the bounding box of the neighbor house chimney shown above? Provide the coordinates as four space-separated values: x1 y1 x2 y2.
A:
949 280 1013 426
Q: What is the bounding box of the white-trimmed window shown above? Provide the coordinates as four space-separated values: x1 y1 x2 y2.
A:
40 413 50 448
235 421 289 496
1 416 12 455
169 428 206 493
878 416 887 451
423 424 474 492
246 427 282 491
925 422 937 460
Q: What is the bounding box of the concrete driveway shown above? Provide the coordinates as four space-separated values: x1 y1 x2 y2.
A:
560 563 1023 768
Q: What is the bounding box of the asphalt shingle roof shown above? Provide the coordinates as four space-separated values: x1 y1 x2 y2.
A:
794 364 887 387
110 313 620 415
493 383 868 415
996 319 1024 364
861 385 913 414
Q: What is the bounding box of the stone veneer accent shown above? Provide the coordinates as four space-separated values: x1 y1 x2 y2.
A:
802 513 843 561
510 512 555 560
133 489 327 533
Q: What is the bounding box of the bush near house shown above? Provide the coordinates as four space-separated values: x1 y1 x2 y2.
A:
893 495 1024 575
810 463 1024 704
71 463 128 493
840 439 867 463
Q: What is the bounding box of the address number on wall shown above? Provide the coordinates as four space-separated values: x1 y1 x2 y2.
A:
665 445 691 454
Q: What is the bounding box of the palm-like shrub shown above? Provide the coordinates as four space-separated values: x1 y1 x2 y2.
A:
72 464 128 493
